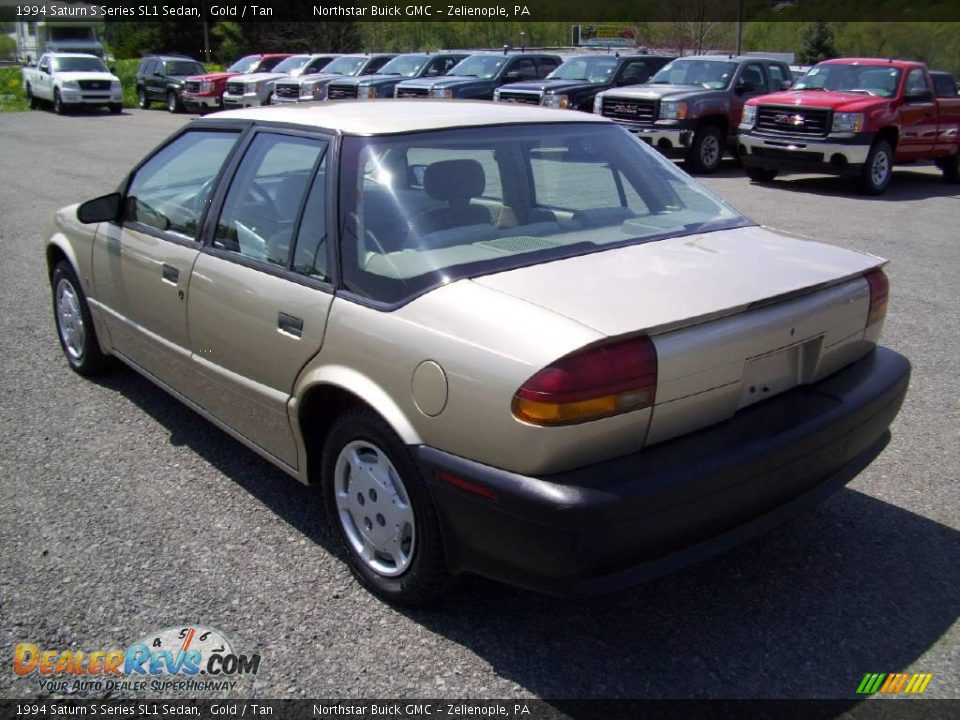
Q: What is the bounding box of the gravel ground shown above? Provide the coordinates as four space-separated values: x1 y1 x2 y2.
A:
0 107 957 701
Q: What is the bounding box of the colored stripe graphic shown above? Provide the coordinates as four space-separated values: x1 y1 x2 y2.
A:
857 672 932 695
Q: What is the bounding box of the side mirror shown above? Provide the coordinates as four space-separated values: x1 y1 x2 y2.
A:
736 79 755 94
77 192 122 224
780 80 793 91
504 71 522 81
906 89 932 103
153 70 163 77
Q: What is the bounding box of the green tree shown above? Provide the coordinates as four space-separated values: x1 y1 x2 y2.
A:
0 34 15 61
798 22 838 65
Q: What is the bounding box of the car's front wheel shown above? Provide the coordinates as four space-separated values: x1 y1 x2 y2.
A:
857 139 893 195
53 89 66 115
685 124 724 174
745 167 779 183
322 407 449 606
26 84 38 109
51 261 110 376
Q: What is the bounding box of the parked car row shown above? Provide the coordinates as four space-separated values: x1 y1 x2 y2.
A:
22 49 960 195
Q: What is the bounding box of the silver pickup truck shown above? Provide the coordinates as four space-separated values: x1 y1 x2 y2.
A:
23 52 122 114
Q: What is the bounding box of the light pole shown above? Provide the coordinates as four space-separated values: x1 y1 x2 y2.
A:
520 31 526 52
736 0 744 55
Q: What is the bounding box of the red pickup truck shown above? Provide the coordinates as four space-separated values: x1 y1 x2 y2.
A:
737 59 960 194
181 53 291 114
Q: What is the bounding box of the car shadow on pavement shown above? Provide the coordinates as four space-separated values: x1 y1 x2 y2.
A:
93 368 959 700
753 169 960 201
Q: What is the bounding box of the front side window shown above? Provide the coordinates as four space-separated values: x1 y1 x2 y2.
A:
741 64 768 93
257 56 287 72
126 130 240 241
905 68 929 96
617 60 654 85
537 58 559 77
768 63 788 89
651 60 737 89
509 58 537 80
426 56 460 77
339 124 749 304
213 133 327 268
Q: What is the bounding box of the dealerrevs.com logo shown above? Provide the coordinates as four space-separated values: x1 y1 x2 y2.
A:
14 626 261 693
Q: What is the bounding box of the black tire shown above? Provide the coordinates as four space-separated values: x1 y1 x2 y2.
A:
26 84 38 109
51 261 110 376
53 89 66 115
685 124 725 174
856 139 894 195
109 103 122 114
321 406 450 606
745 166 779 183
136 86 150 109
939 152 960 184
166 90 181 113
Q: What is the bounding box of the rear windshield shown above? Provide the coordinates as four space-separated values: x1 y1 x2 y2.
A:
794 64 901 98
51 56 109 73
548 57 619 84
339 123 749 305
651 59 737 89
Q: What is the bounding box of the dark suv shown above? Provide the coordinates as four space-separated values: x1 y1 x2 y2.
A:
596 54 794 173
493 53 674 111
394 51 562 100
135 54 206 113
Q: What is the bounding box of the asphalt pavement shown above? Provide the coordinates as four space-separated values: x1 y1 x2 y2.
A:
0 107 957 701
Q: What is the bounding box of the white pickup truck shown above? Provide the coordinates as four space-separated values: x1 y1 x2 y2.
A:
22 53 123 114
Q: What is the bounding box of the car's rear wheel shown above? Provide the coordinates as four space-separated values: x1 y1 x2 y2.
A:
322 407 449 606
938 151 960 184
109 103 122 114
51 261 110 376
856 139 893 195
745 167 779 183
167 90 181 113
137 86 150 109
53 89 66 115
685 124 724 174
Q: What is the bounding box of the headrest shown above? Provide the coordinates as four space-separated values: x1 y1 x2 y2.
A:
423 159 486 204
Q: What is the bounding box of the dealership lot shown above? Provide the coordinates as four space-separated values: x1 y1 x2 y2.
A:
0 108 957 699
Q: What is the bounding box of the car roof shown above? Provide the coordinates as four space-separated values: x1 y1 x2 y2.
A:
143 54 197 61
465 51 560 58
681 55 779 63
46 53 101 58
214 99 609 134
818 58 924 69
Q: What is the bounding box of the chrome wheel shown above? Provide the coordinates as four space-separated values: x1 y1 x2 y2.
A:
700 134 721 168
334 440 416 577
55 278 86 361
871 149 891 187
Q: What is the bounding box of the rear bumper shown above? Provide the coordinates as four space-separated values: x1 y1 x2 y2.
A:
416 347 910 597
739 131 873 176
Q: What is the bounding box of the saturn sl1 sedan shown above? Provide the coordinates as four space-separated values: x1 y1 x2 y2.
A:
47 101 910 604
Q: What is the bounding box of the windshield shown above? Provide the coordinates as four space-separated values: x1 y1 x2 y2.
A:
227 55 262 74
51 56 109 73
271 55 312 74
165 60 204 76
650 59 737 89
339 124 749 305
794 63 901 98
449 55 507 80
548 57 618 83
378 55 429 77
320 56 368 75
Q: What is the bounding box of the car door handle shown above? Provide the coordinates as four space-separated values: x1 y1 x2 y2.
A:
278 312 303 338
161 263 180 283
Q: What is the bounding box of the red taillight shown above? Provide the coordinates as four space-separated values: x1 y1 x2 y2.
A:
512 336 658 426
865 268 889 328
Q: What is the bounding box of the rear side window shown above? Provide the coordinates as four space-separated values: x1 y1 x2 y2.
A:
768 63 788 89
932 73 958 97
258 56 286 72
363 57 393 74
213 133 327 268
126 130 240 241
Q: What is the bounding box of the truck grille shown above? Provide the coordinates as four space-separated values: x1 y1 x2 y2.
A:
275 84 300 99
755 105 831 137
498 90 541 105
226 81 245 96
79 80 110 91
601 97 657 125
183 81 201 93
396 87 429 98
327 84 357 100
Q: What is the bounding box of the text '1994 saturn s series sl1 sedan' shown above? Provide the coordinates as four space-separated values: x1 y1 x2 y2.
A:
47 101 910 605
